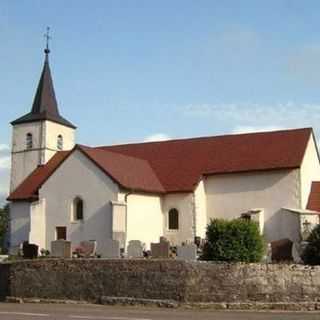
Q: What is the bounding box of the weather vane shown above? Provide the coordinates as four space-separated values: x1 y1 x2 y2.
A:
44 27 51 55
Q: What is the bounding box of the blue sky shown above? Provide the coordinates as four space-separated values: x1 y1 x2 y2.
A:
1 0 320 202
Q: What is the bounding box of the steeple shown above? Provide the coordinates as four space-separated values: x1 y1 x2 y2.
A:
11 28 76 129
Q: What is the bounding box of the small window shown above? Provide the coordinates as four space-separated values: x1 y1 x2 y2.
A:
56 226 67 240
168 208 179 230
57 135 63 150
73 197 84 221
26 133 33 149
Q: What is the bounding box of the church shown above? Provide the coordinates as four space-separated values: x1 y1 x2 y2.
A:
7 46 320 256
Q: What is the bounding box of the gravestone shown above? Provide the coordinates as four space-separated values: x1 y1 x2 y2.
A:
151 238 170 258
104 239 120 258
266 243 272 263
127 240 144 258
22 242 38 259
79 240 97 257
271 238 293 262
292 242 302 264
51 240 72 258
177 244 197 261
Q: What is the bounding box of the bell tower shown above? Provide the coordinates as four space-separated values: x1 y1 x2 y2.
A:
10 28 76 192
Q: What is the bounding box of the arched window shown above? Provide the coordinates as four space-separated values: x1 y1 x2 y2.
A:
57 135 63 150
168 208 179 230
26 133 33 149
73 197 84 221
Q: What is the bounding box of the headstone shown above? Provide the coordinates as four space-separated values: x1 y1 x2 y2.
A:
104 239 120 258
151 238 170 258
292 242 302 264
127 240 144 258
160 236 168 243
266 243 272 263
79 240 97 257
177 244 197 261
51 240 72 258
271 238 293 262
22 242 38 259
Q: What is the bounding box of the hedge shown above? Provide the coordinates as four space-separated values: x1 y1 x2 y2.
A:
201 218 265 262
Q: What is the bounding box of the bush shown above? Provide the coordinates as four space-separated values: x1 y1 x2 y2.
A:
301 224 320 265
201 218 265 262
0 204 9 254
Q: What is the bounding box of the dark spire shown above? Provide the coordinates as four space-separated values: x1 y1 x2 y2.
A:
11 28 76 129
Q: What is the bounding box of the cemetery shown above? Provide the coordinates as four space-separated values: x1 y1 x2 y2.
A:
1 218 320 311
5 215 316 264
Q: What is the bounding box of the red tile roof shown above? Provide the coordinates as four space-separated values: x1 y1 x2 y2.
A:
307 181 320 212
8 128 313 201
8 151 71 201
101 127 312 192
79 146 165 193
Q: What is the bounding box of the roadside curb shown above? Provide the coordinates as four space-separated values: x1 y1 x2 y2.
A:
5 296 320 311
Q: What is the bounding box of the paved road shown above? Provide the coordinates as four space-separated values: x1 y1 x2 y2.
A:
0 303 320 320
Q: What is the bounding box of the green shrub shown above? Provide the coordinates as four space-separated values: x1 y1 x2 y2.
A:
201 218 265 262
301 224 320 265
0 204 9 254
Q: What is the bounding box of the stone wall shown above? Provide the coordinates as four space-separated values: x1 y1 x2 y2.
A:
1 260 320 303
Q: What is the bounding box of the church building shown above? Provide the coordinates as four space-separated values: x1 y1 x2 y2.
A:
7 46 320 256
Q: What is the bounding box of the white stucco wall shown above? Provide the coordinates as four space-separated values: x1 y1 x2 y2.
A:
39 149 119 256
300 135 320 209
10 122 42 191
205 169 301 242
111 201 127 248
9 202 31 247
29 199 46 250
194 180 207 239
126 194 163 249
279 209 301 244
10 120 75 192
11 122 42 153
43 120 75 162
162 193 195 245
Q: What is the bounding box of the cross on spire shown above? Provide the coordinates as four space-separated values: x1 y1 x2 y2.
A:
44 26 51 55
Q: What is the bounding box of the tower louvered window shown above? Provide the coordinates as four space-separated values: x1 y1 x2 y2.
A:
26 133 33 149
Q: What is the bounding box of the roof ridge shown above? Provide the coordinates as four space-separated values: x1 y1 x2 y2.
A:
79 144 154 164
94 127 312 149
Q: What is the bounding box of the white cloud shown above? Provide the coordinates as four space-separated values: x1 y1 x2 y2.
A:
183 102 319 127
144 133 171 142
232 126 284 134
0 144 9 151
0 157 10 170
0 144 10 170
182 101 320 143
0 169 9 205
0 144 10 204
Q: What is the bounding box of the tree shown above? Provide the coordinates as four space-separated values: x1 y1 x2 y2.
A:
0 204 9 253
301 224 320 265
201 218 265 262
